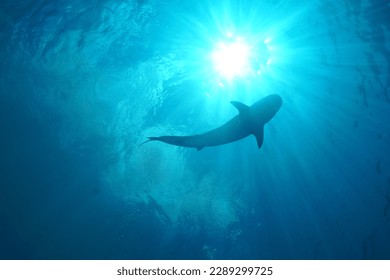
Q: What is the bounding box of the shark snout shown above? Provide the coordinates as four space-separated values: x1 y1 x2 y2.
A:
252 94 282 123
269 94 282 110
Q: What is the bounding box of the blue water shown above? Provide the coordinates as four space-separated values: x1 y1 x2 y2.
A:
1 0 390 260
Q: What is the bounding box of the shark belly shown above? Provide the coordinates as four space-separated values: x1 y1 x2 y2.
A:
192 117 249 148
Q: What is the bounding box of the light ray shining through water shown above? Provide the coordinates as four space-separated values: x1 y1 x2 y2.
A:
159 1 292 105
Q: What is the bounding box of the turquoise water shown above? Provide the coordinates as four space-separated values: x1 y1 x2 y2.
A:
0 0 389 259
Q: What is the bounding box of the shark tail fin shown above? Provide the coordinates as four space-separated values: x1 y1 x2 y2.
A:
140 137 160 146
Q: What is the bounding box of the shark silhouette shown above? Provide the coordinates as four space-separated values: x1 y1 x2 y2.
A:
145 94 282 150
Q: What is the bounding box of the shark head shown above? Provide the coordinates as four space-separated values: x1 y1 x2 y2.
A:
231 94 282 148
251 94 282 124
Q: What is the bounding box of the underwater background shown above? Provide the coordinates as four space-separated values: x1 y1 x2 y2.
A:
1 0 390 259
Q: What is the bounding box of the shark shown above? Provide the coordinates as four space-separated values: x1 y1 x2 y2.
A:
145 94 282 150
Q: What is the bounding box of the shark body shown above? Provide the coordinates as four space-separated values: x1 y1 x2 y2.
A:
146 94 282 150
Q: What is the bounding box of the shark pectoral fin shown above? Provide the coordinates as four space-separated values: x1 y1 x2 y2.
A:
196 146 204 151
253 126 264 149
231 101 250 115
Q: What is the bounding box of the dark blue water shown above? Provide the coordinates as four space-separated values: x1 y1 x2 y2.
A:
1 0 390 259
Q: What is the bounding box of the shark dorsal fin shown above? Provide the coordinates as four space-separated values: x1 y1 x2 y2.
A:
253 126 264 149
231 101 250 115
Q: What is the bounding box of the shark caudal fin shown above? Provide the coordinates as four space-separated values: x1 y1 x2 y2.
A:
139 137 160 146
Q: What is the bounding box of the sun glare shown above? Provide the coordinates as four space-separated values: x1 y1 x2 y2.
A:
211 37 252 81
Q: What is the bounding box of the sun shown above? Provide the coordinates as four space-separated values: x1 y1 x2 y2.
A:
211 35 252 81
